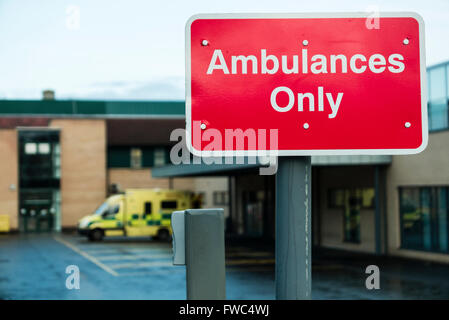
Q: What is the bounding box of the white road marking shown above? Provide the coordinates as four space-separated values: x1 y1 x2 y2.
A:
53 236 119 277
55 236 275 278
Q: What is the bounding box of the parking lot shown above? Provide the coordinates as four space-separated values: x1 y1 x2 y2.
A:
0 233 274 300
1 233 449 300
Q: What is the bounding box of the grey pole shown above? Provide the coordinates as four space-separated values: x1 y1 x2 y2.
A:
185 208 226 300
276 156 312 299
374 166 382 255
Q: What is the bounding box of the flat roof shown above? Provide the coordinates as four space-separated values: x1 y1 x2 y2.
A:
0 100 185 117
152 155 392 178
152 159 261 177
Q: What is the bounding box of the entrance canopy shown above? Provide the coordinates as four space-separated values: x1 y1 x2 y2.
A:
152 155 392 178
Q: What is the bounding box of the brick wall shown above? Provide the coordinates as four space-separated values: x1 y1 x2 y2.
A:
0 129 18 230
50 119 107 227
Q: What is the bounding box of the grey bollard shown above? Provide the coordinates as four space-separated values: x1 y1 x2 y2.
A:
172 208 226 300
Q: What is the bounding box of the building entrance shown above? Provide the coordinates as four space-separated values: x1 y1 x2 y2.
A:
18 129 61 233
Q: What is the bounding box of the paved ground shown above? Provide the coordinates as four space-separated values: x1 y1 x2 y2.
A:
0 233 274 300
0 233 448 300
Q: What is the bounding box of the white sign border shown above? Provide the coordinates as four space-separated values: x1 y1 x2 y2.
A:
185 12 428 157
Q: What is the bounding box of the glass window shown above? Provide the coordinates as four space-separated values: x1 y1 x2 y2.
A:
362 188 375 208
328 187 375 244
344 189 361 243
429 66 446 101
52 143 60 178
130 148 142 169
420 188 432 251
108 147 131 168
154 148 166 167
328 188 374 209
161 200 177 209
447 64 449 98
108 204 120 215
213 191 229 206
94 202 109 216
400 188 422 249
400 186 449 253
438 188 448 252
144 202 152 216
429 99 448 131
38 143 50 154
25 143 37 154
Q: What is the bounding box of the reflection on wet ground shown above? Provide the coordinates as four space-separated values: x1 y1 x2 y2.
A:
0 234 448 299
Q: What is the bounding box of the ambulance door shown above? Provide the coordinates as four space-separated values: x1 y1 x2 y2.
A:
143 200 158 236
125 200 154 237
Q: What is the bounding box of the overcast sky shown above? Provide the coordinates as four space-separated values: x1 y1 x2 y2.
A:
0 0 448 100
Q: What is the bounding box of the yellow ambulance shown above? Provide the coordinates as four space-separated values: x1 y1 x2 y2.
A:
77 189 194 241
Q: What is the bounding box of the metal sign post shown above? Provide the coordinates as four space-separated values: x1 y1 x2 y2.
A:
276 157 312 299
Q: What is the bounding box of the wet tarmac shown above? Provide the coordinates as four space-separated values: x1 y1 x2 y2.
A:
0 233 448 300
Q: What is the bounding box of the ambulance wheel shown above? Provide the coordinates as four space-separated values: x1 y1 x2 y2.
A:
157 229 170 241
89 228 104 241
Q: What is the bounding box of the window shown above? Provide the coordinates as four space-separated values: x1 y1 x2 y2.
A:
108 146 170 168
52 143 60 178
38 143 50 154
428 65 449 131
361 188 375 208
328 188 375 243
130 148 142 168
154 148 166 167
429 100 448 131
161 200 177 210
447 64 449 96
107 204 120 215
400 187 449 253
103 204 120 219
144 202 152 216
19 131 60 190
429 66 447 101
108 147 131 168
25 142 52 155
213 191 229 206
25 143 37 154
343 189 362 243
328 188 374 209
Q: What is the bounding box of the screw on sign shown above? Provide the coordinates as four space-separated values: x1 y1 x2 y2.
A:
186 12 427 156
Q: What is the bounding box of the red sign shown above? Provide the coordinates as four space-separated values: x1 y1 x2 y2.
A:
186 13 427 156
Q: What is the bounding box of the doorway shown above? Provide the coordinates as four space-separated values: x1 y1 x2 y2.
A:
18 129 61 233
